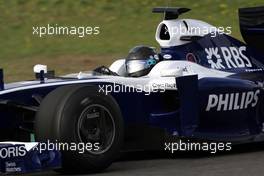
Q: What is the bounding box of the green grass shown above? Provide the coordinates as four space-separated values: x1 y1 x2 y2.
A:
0 0 262 81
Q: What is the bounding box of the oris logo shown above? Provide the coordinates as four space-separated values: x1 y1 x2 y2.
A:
206 90 260 112
205 46 252 69
0 146 27 159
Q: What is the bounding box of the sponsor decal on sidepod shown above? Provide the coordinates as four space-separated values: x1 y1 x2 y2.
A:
206 90 260 111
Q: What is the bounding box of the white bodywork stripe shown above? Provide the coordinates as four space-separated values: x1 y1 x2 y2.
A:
0 61 234 95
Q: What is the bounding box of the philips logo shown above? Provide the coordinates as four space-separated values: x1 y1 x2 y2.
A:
206 90 260 111
205 46 252 69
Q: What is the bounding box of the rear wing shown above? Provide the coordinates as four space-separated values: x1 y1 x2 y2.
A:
239 6 264 51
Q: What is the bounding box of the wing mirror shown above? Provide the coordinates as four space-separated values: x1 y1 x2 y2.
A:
33 64 55 82
33 64 47 74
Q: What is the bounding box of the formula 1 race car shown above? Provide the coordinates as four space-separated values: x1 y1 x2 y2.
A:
0 6 264 174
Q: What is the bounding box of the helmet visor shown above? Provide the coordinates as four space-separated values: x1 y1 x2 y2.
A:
126 60 149 74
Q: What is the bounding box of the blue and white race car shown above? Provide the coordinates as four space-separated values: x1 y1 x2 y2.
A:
0 6 264 174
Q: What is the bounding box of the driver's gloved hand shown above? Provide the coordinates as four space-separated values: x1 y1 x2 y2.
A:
93 66 119 76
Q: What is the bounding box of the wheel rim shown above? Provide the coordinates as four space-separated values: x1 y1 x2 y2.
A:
77 104 115 155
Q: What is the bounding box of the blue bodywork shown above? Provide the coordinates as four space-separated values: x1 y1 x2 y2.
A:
0 6 264 173
0 143 60 174
0 33 263 143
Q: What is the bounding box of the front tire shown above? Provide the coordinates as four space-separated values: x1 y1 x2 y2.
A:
35 85 124 173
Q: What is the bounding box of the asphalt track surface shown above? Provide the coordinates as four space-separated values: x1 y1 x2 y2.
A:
27 142 264 176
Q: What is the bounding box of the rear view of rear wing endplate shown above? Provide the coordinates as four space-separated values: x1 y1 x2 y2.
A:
239 6 264 51
0 69 4 91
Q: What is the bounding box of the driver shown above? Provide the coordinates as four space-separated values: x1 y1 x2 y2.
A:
125 45 160 77
93 45 160 77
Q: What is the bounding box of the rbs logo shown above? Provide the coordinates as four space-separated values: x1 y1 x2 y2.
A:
205 46 252 69
206 90 260 111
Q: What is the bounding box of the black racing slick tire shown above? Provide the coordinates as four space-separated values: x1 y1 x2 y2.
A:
35 85 124 173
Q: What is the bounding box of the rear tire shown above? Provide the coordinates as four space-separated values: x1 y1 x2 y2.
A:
35 85 124 173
